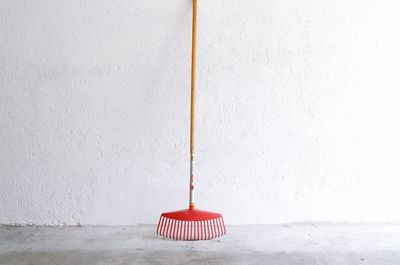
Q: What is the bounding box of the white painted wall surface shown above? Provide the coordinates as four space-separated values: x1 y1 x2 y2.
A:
1 0 400 225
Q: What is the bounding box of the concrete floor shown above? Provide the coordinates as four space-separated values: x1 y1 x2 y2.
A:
1 224 400 265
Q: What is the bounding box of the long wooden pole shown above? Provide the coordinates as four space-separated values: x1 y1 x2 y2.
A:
189 0 197 210
190 0 197 155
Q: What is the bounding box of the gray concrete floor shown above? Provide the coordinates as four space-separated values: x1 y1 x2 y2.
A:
1 224 400 265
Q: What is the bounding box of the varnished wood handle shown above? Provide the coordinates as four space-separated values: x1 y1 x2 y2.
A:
189 0 197 208
190 0 197 155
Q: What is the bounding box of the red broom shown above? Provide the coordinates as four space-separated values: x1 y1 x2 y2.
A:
156 0 226 240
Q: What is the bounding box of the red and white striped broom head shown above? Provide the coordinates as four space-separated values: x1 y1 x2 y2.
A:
156 208 226 241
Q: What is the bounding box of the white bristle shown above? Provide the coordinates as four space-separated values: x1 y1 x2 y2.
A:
156 216 226 241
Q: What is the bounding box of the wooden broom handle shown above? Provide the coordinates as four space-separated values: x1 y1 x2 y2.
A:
189 0 197 209
190 0 197 155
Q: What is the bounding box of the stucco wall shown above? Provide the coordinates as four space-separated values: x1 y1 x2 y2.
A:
1 0 400 225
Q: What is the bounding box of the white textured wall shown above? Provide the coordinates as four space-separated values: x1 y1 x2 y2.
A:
1 0 400 225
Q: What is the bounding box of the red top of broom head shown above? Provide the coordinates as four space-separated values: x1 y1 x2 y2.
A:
161 209 222 221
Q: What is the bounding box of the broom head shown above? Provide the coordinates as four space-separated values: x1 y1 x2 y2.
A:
156 208 226 240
